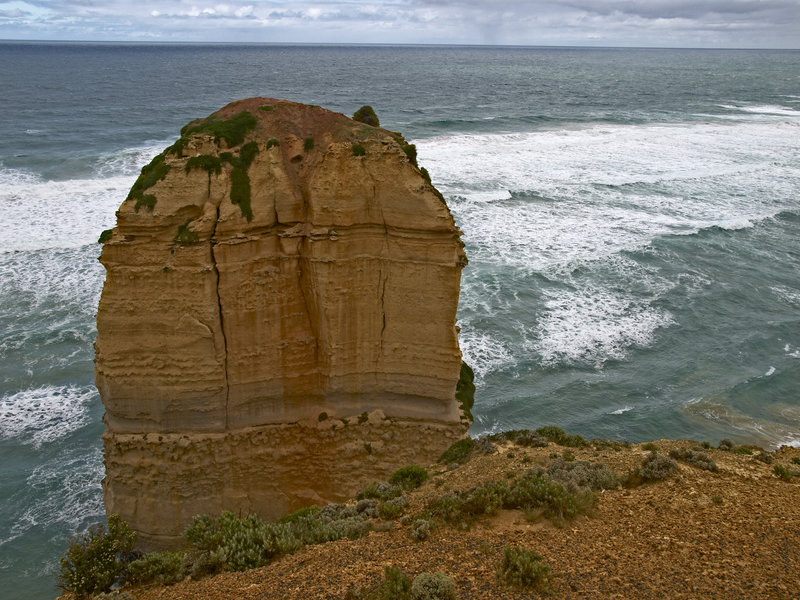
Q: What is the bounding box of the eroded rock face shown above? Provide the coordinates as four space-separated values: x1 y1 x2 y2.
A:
96 98 470 547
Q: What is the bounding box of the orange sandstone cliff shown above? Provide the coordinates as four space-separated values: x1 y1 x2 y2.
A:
95 98 471 548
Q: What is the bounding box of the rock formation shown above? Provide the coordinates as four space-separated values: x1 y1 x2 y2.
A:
95 98 471 548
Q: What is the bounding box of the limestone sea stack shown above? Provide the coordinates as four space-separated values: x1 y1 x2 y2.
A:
95 98 472 548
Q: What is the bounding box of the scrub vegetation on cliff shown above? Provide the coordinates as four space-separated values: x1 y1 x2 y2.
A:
57 433 800 599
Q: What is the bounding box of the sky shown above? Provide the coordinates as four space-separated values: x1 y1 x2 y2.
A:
0 0 798 48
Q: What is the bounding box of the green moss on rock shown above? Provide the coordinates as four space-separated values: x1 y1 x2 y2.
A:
456 362 475 422
182 110 258 147
129 153 170 212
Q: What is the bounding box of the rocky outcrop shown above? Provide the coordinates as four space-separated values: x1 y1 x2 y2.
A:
95 98 470 548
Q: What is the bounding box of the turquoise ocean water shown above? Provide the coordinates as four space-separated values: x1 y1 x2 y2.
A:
1 43 799 599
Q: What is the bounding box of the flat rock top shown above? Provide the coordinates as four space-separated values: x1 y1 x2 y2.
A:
126 439 800 599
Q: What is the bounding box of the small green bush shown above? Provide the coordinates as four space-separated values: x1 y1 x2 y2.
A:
410 518 433 542
304 137 315 152
473 437 496 455
353 105 380 127
668 449 718 472
718 439 735 451
701 441 712 449
57 514 136 598
378 566 412 599
357 481 402 501
774 465 794 482
411 572 456 600
98 229 112 244
352 142 366 156
642 442 658 452
497 546 552 592
266 137 280 149
792 457 800 465
259 105 274 112
547 458 620 491
535 426 587 448
379 496 408 520
390 465 429 490
439 438 474 464
711 494 724 505
516 431 549 448
732 446 754 455
754 451 774 465
420 167 432 184
638 452 678 482
125 551 186 587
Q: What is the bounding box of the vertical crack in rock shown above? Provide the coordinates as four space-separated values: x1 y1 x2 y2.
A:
210 204 231 430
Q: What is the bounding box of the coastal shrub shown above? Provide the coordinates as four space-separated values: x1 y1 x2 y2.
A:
547 458 620 491
774 465 794 482
356 499 379 518
304 137 315 152
754 451 774 464
473 436 497 455
718 439 735 451
182 507 374 578
701 441 712 449
390 465 429 490
182 110 257 147
402 143 418 167
124 551 186 587
456 362 475 421
357 481 402 501
497 546 552 592
411 572 456 600
668 449 718 472
430 469 596 528
378 566 412 599
534 426 588 448
352 142 366 156
732 446 754 455
420 167 432 184
638 452 678 482
129 152 170 212
712 494 724 505
439 437 474 464
379 495 408 520
98 229 113 244
259 105 274 112
642 442 658 452
589 438 629 451
353 105 380 127
266 137 280 149
516 431 549 448
410 518 433 542
57 514 136 598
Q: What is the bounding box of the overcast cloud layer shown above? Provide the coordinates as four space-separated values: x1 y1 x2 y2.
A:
1 0 798 47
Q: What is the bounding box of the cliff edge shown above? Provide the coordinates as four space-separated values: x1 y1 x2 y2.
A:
95 99 471 548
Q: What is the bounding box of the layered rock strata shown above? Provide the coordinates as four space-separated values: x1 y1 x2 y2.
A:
96 98 471 547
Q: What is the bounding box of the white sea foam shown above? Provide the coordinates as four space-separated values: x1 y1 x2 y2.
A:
420 118 799 367
1 446 104 548
458 330 516 384
785 344 800 359
764 367 776 377
719 104 800 117
610 406 634 415
419 120 800 273
0 142 165 253
0 385 97 448
529 285 673 368
771 285 800 306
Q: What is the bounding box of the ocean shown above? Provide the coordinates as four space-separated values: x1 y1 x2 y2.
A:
1 42 799 599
